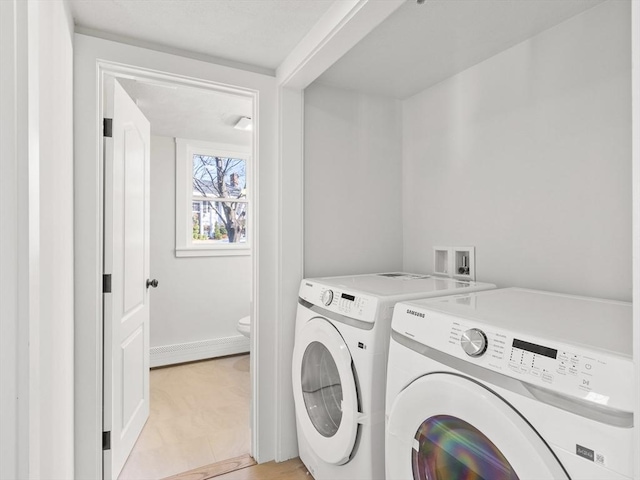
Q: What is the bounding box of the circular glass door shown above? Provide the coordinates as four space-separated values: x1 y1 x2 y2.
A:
386 373 569 479
292 317 359 465
301 341 344 437
412 415 519 480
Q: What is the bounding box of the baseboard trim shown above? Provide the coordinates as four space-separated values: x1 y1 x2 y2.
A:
150 335 250 368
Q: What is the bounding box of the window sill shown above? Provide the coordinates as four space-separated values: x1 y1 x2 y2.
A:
175 247 252 258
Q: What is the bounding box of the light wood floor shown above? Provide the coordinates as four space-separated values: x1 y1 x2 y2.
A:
213 457 310 480
163 454 312 480
119 354 251 479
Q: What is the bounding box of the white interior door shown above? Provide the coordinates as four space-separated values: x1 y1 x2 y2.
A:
103 77 151 479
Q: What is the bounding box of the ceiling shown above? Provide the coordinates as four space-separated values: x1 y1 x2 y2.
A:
118 78 253 144
69 0 334 72
74 0 608 130
315 0 605 99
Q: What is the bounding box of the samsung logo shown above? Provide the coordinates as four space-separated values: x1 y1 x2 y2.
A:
406 309 425 318
576 444 594 462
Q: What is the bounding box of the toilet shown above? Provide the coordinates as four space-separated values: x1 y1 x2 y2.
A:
237 315 251 338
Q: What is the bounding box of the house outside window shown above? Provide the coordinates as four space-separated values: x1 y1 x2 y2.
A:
176 138 251 257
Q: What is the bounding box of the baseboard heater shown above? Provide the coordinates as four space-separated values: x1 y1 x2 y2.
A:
150 334 250 367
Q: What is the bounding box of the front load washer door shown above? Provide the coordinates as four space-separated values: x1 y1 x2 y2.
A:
292 317 359 465
386 373 569 480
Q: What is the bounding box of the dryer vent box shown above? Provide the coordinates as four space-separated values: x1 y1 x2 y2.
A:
433 247 451 276
433 246 476 281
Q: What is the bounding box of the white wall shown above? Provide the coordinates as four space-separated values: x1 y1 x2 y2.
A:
0 0 74 478
304 83 403 277
150 135 250 359
402 1 632 301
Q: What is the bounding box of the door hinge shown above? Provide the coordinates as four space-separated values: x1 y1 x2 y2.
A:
103 118 113 138
103 274 112 294
102 431 111 450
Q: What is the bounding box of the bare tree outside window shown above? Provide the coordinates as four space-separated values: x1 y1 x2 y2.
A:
192 154 247 244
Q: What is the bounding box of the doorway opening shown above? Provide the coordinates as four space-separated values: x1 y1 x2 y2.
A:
101 66 258 480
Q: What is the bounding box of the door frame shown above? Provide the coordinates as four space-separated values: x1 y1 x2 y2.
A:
74 34 279 478
104 62 259 473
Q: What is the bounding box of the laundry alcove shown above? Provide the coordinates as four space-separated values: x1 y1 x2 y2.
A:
304 0 632 302
300 0 637 476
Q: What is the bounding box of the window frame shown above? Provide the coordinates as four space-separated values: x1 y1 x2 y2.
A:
175 138 252 257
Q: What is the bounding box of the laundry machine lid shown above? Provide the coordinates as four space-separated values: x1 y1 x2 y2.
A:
292 317 359 465
386 373 569 480
314 273 494 298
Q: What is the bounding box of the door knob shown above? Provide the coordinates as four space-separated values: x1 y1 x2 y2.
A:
146 279 158 289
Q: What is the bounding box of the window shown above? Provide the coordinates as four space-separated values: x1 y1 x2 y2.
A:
176 139 251 256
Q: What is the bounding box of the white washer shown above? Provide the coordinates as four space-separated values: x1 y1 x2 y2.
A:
292 273 496 480
386 288 634 480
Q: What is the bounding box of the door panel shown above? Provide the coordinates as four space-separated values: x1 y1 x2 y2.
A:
122 128 145 313
103 77 151 480
121 326 145 428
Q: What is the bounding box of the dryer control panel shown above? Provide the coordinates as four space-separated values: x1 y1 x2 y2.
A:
394 306 634 412
299 281 379 324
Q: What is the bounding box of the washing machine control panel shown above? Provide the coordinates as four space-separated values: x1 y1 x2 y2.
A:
394 307 634 411
449 320 632 409
299 281 379 324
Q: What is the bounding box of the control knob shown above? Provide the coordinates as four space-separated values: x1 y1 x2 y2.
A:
461 328 488 357
321 289 334 306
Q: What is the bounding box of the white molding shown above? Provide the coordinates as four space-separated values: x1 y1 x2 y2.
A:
632 1 640 477
275 87 305 461
174 248 251 258
150 335 250 368
26 2 42 475
0 1 31 477
276 0 404 89
74 25 275 78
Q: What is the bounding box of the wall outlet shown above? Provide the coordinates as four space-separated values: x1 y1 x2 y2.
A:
453 247 475 281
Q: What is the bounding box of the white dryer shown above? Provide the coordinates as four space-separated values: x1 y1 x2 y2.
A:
292 273 496 480
386 288 634 480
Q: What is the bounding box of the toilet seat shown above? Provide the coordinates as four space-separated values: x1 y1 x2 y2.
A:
237 316 251 337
